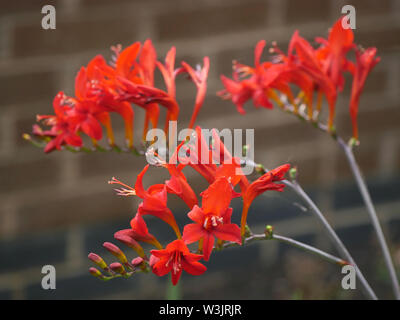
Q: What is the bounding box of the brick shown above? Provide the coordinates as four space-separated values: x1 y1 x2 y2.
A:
155 2 268 41
0 1 62 17
337 0 392 16
216 45 255 76
0 157 60 194
0 231 66 273
78 151 147 179
286 0 330 24
335 144 379 181
13 16 138 58
293 156 322 186
254 119 321 149
357 107 400 137
0 71 56 106
17 190 134 235
80 0 140 7
355 27 400 53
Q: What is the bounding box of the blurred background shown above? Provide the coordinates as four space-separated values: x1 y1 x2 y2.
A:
0 0 399 299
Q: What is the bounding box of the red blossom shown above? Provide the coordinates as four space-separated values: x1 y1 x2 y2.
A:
32 40 210 152
349 48 380 140
219 17 379 139
240 164 290 236
183 177 241 261
150 239 206 285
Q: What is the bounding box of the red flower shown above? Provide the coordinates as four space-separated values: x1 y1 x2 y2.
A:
240 164 290 236
181 57 210 128
288 31 337 129
36 92 82 153
349 47 380 140
150 239 206 285
133 165 182 238
76 55 135 147
32 40 209 152
183 177 241 260
163 142 198 209
315 17 355 91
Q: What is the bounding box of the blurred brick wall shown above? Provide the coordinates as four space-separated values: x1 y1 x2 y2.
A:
0 0 399 299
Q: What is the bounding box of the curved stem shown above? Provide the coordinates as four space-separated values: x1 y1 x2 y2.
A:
288 180 377 299
245 159 377 299
338 138 400 299
222 232 349 266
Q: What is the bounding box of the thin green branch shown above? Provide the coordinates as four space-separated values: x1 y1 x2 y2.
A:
337 138 400 299
221 231 349 267
244 158 377 299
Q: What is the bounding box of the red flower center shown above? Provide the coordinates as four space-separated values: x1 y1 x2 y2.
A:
203 215 223 231
166 251 182 275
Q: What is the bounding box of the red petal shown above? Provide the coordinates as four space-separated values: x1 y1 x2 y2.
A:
182 223 206 244
182 258 207 276
213 224 242 244
171 268 183 285
202 177 233 216
151 258 171 277
187 205 205 225
202 233 215 261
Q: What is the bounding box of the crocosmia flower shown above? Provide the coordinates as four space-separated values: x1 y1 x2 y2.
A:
30 40 210 152
219 16 379 141
183 177 241 261
88 126 290 285
150 239 207 285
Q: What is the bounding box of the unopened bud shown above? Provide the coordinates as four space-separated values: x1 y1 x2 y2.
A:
255 164 265 174
149 255 160 269
244 225 252 238
88 253 107 270
109 262 126 275
131 257 147 271
114 233 145 258
289 167 297 181
131 257 144 267
348 137 360 148
89 267 105 280
265 225 274 240
103 242 128 264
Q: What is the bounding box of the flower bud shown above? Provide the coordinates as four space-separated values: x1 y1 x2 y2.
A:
103 242 128 264
114 233 145 258
88 253 108 270
131 257 144 267
89 267 104 280
109 262 126 275
265 225 274 240
289 167 297 181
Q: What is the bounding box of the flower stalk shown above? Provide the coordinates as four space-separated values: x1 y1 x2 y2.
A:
222 227 349 267
337 138 400 299
245 159 377 300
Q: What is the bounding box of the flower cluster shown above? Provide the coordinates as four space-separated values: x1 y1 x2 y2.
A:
219 17 380 141
89 127 290 285
31 40 210 153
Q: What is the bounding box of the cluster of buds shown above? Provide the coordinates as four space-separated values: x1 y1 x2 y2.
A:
89 127 290 285
27 40 209 153
219 16 380 142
